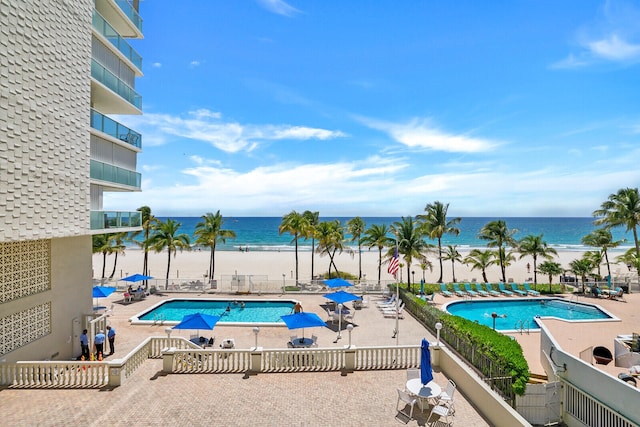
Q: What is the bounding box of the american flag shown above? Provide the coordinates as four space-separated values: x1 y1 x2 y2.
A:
387 248 399 276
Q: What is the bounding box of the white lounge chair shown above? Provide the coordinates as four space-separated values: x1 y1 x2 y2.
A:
383 307 404 319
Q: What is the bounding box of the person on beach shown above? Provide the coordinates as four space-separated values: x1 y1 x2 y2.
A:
94 330 106 359
80 329 89 360
106 326 116 355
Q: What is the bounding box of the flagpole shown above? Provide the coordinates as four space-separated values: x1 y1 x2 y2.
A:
395 236 399 347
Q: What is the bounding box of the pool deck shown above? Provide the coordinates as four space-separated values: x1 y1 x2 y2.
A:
2 291 490 426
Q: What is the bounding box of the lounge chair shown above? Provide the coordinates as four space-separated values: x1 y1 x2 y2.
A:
510 283 527 296
421 293 436 304
523 283 540 296
464 283 479 297
377 294 396 307
498 282 514 296
472 283 489 297
383 307 404 318
439 283 453 297
482 283 501 297
610 287 625 301
382 302 405 314
452 283 468 297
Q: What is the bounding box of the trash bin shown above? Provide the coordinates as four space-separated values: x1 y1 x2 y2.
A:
210 280 217 289
621 285 629 294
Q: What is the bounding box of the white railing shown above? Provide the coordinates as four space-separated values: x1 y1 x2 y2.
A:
260 348 345 372
170 349 252 373
0 361 109 388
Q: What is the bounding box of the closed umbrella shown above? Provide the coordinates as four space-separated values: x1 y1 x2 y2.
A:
420 338 434 385
324 278 353 288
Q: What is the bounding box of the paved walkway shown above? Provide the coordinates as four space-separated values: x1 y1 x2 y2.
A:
2 291 490 426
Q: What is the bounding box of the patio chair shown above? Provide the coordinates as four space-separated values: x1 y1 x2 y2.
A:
437 379 457 405
472 283 489 297
325 308 335 324
464 283 479 297
510 283 527 296
396 388 417 421
290 335 298 344
439 283 453 297
498 282 514 296
311 334 318 347
361 295 370 308
452 283 468 297
345 309 355 323
406 368 420 381
483 283 501 297
427 401 455 426
523 283 540 296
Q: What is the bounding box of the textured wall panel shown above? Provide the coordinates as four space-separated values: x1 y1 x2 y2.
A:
0 302 51 356
0 239 51 303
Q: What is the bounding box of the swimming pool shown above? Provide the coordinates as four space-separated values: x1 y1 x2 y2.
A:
444 298 617 331
130 299 297 326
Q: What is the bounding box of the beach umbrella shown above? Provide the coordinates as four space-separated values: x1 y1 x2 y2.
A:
420 338 434 385
92 286 117 308
173 313 220 337
122 273 153 282
324 278 353 288
323 290 361 305
280 312 326 338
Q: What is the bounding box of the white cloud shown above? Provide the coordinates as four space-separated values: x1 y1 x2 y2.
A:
256 0 301 17
588 34 640 61
189 60 201 68
550 53 590 69
152 62 161 68
360 117 497 153
116 109 346 153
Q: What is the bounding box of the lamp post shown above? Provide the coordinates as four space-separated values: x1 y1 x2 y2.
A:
435 322 442 346
337 303 343 340
412 270 415 286
347 324 354 348
165 327 172 345
253 326 260 349
282 273 285 294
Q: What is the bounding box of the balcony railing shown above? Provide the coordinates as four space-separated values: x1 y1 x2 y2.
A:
91 109 141 149
91 210 142 230
93 10 142 71
115 0 143 33
90 159 141 189
91 59 142 110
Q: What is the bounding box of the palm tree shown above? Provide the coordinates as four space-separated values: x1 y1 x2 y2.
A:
417 201 461 283
347 216 366 281
135 206 158 290
616 248 640 271
463 249 494 283
194 211 237 283
148 218 191 289
517 234 557 285
442 245 462 283
569 257 593 294
581 228 623 279
391 216 427 292
279 210 308 286
583 251 604 279
420 258 433 282
315 220 348 277
302 210 320 280
362 223 392 285
538 260 563 293
92 234 110 280
478 220 518 283
108 232 128 279
593 187 640 281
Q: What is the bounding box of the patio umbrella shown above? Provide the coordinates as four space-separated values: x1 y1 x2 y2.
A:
324 278 353 288
92 286 116 307
280 312 326 339
420 338 434 385
173 313 220 337
323 290 361 305
122 273 153 282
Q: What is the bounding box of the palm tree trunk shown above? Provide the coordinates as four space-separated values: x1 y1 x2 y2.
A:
437 239 443 283
358 242 362 280
109 252 119 279
209 244 215 281
604 250 611 278
482 270 488 283
633 226 640 283
406 264 411 292
377 247 382 285
533 256 537 285
311 238 315 280
294 236 299 286
165 249 171 289
451 260 456 283
102 251 107 279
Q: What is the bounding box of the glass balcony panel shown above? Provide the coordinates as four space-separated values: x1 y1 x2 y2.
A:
92 10 142 70
91 210 142 230
90 160 141 189
115 0 143 33
90 109 141 149
91 59 142 110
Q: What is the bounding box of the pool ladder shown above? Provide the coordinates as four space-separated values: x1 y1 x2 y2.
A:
515 319 530 335
153 313 165 325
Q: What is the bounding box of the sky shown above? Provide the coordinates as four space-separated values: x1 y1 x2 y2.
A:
108 0 640 218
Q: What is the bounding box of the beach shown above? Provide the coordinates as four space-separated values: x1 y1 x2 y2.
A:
93 248 630 285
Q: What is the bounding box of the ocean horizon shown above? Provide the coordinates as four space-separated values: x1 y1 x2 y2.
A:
124 216 634 254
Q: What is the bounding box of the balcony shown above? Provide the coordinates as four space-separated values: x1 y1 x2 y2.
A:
93 10 142 73
91 109 141 149
95 0 143 38
90 159 141 190
91 210 142 232
91 59 142 114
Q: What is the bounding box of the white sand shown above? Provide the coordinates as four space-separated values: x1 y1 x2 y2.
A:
93 248 629 284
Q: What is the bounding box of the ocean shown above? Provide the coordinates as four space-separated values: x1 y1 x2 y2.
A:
135 217 634 253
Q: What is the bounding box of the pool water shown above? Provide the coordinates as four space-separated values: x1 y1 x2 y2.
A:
135 299 296 325
445 298 614 331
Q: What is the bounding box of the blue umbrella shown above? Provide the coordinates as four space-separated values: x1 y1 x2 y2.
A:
280 312 327 338
122 273 153 282
420 338 434 385
173 313 220 336
324 278 353 288
323 290 361 304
